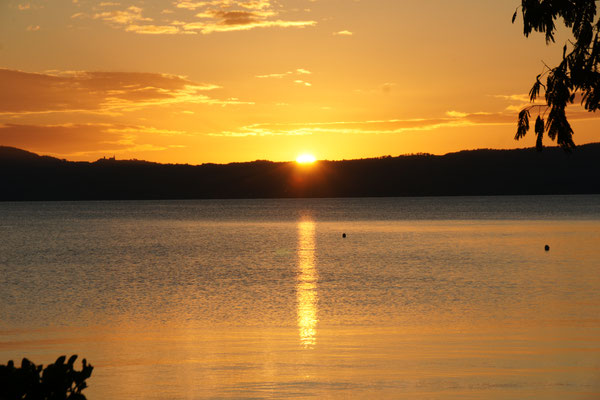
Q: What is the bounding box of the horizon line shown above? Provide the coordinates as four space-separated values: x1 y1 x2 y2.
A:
2 142 597 167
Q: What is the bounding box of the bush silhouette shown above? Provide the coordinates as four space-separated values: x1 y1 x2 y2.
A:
0 355 93 400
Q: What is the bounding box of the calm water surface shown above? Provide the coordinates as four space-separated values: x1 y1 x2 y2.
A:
1 196 599 399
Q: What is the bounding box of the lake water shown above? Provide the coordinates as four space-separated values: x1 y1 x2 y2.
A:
1 196 599 399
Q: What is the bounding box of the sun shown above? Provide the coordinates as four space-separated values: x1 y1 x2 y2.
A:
296 154 317 164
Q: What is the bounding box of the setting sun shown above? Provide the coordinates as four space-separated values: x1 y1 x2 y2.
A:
296 154 317 164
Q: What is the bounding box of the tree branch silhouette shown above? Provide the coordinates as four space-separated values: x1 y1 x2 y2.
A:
513 0 600 151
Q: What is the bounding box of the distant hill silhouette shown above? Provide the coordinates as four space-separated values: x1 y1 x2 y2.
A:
1 144 600 200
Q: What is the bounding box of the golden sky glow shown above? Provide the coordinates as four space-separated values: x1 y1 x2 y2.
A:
1 0 599 163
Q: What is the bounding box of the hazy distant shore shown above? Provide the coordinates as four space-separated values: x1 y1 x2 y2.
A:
2 144 600 201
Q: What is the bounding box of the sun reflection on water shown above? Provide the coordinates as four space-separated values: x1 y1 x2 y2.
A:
296 219 318 348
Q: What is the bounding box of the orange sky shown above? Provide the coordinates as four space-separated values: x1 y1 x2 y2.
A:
1 0 599 164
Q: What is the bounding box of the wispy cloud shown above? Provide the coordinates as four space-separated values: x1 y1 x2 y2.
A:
81 1 316 35
93 5 151 25
255 68 312 86
493 94 529 102
181 18 315 34
175 1 205 10
256 69 311 78
125 24 182 35
256 72 289 79
333 30 352 36
208 108 600 138
0 123 187 157
492 92 586 112
446 111 467 118
294 80 311 87
0 68 249 117
176 0 273 11
209 118 472 137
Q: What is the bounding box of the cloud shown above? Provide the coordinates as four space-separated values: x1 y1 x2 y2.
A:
256 72 289 79
209 118 470 137
214 10 259 25
294 80 311 87
26 25 40 31
125 24 182 34
93 5 151 25
255 68 312 83
333 30 353 36
0 123 187 157
239 0 272 10
0 68 248 116
493 92 587 112
0 123 125 153
493 94 529 102
181 18 315 34
175 1 209 10
83 1 316 34
446 110 467 118
175 0 271 11
208 109 600 138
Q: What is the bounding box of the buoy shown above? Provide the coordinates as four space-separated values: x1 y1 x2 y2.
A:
342 233 346 238
545 245 550 251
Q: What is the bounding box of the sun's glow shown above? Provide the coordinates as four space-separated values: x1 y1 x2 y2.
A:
296 154 317 164
297 219 317 347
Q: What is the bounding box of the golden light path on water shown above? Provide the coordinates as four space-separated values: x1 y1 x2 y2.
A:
296 219 318 348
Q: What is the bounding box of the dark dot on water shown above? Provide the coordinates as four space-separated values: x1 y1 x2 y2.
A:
342 233 346 238
545 245 550 251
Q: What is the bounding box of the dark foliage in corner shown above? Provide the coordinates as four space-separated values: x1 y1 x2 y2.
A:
0 355 93 400
513 0 600 150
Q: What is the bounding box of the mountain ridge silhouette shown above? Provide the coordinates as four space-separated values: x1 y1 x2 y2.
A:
2 144 599 200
